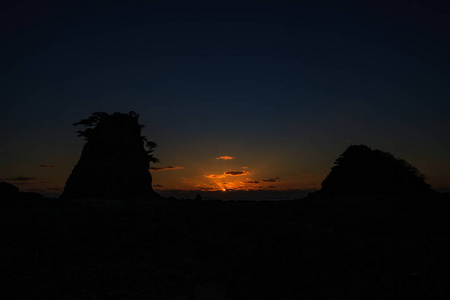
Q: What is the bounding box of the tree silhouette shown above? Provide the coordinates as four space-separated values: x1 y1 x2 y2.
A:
73 111 159 164
142 137 159 163
73 111 109 140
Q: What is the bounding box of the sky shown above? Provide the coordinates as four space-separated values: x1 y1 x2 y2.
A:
1 1 449 199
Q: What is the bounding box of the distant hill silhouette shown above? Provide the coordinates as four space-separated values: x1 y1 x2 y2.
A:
61 112 160 200
308 145 438 199
0 182 44 201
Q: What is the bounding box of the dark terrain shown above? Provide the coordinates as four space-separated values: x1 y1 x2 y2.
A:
2 196 449 299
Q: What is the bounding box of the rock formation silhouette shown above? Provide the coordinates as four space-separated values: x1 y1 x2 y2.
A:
61 112 160 199
308 145 437 199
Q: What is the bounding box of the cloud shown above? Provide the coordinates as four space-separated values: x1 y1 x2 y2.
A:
205 170 251 178
199 187 217 191
242 166 248 169
47 187 63 192
245 180 260 184
205 174 227 178
153 184 163 188
216 156 233 160
4 176 36 181
149 166 183 171
267 186 277 189
38 165 56 168
262 177 280 182
224 171 250 176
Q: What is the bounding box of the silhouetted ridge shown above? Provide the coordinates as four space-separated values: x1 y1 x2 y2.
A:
61 111 160 199
0 182 45 201
309 145 437 199
0 182 19 196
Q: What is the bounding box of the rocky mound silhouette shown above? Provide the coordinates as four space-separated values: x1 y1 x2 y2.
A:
309 145 437 199
61 111 160 199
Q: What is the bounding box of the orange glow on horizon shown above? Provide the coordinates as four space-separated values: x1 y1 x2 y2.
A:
150 154 325 193
205 174 227 179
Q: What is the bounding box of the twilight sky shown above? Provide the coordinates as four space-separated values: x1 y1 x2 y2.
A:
1 1 449 198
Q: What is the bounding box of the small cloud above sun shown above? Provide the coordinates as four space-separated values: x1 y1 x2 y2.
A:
224 171 249 176
205 170 250 178
216 156 233 160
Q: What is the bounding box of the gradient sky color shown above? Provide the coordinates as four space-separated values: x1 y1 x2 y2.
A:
1 1 449 198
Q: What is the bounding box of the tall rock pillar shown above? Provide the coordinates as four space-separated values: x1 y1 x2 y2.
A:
62 112 160 199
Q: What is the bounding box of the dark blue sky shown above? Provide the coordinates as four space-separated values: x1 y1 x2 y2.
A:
1 1 449 197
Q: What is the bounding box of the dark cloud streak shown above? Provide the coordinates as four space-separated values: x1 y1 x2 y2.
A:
149 166 183 171
262 177 280 183
245 180 260 184
3 176 36 181
224 171 250 176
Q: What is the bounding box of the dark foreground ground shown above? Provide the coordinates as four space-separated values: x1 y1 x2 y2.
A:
2 196 450 299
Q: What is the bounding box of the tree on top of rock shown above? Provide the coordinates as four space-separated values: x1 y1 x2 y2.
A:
73 111 159 163
62 111 160 199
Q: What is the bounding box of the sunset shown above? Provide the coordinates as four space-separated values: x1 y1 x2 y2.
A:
2 1 450 298
1 1 449 199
